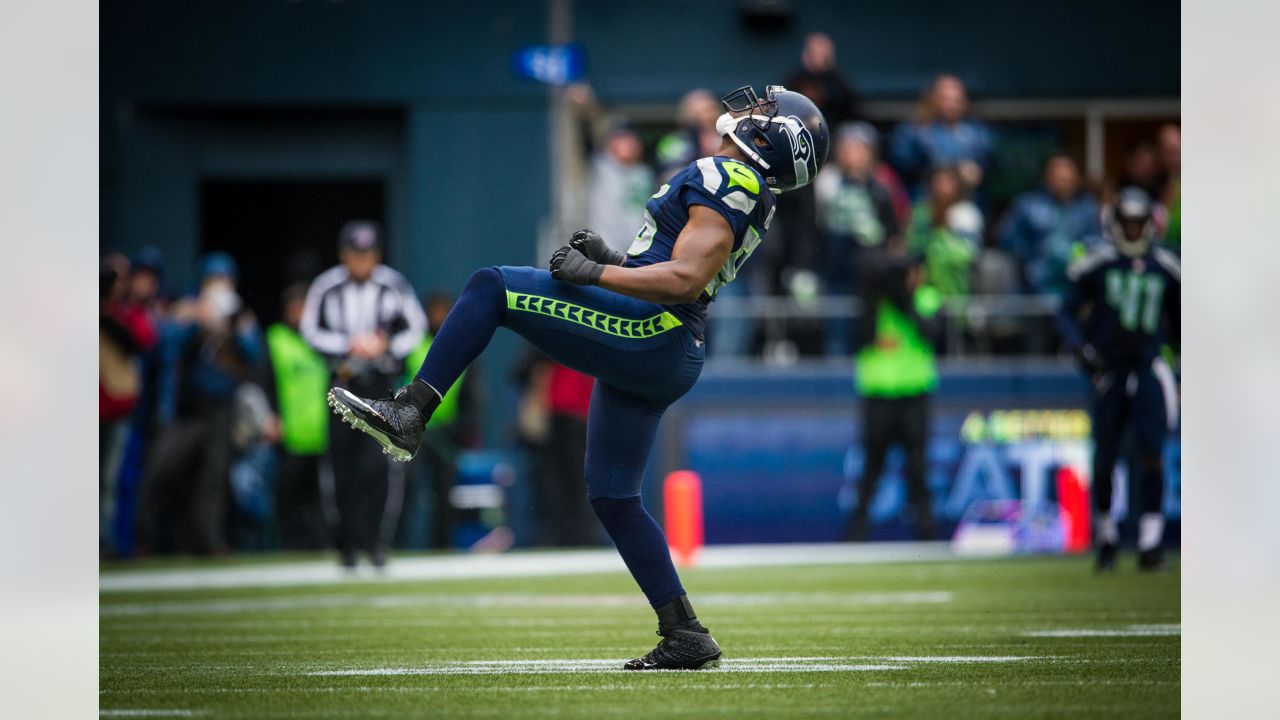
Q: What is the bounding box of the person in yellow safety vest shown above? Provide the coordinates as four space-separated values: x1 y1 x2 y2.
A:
844 247 943 542
399 292 482 549
264 284 332 550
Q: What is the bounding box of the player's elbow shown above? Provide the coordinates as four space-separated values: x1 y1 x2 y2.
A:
672 277 706 304
665 262 709 304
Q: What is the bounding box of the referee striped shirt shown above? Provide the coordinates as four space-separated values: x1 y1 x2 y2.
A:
300 264 426 365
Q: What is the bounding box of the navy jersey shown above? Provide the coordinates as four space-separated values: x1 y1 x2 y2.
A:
1058 243 1181 368
625 156 777 339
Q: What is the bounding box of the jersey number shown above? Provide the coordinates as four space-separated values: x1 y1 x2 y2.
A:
627 209 657 256
1105 269 1165 334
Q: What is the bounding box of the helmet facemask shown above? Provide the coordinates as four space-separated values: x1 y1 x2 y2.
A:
1108 188 1157 257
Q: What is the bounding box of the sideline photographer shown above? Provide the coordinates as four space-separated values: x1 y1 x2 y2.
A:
136 252 262 555
844 243 943 541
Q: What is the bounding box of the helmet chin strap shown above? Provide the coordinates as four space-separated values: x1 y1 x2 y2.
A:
1115 236 1151 257
716 112 772 170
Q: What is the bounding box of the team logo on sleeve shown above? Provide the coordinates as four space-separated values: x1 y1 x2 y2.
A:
723 161 760 194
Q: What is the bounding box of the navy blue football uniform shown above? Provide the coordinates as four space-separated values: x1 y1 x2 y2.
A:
625 156 776 340
1058 243 1180 526
1058 244 1181 370
337 84 829 667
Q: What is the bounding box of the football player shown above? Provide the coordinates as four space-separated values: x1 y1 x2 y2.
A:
328 85 828 668
1058 187 1180 571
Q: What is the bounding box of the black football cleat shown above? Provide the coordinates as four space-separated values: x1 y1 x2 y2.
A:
1137 548 1166 572
1095 542 1118 573
327 386 425 462
623 627 721 670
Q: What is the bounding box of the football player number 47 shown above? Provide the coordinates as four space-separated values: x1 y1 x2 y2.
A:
1105 268 1166 334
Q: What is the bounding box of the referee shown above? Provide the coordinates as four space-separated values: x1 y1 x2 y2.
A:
301 221 426 567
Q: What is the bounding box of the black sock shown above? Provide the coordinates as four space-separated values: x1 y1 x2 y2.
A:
397 378 441 421
655 595 706 633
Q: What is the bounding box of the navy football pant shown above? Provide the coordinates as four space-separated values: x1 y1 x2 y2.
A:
1090 358 1178 518
415 266 704 608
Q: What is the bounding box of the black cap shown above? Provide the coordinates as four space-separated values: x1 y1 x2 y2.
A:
338 220 383 252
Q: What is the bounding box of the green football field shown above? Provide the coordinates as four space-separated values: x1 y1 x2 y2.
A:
100 551 1179 719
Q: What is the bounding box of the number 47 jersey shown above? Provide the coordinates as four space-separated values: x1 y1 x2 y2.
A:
624 155 777 340
1058 243 1181 368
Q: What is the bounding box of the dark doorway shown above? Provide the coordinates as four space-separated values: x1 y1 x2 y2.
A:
200 179 385 325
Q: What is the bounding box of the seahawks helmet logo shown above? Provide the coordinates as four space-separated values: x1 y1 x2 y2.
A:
788 116 813 163
780 115 815 188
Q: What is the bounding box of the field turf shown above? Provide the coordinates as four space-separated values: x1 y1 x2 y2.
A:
100 552 1179 718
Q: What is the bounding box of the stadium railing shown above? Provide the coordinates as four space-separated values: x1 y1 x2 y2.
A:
709 293 1064 359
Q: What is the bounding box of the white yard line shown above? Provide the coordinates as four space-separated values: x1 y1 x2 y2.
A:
101 590 953 618
100 542 956 593
1022 624 1180 638
305 655 1049 676
98 707 202 712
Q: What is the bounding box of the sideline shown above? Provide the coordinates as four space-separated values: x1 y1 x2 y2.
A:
100 542 958 593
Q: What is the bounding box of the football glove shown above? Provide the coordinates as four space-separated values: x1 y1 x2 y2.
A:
549 245 605 285
569 229 626 267
1076 343 1106 377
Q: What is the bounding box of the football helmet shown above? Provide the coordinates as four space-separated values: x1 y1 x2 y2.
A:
716 85 829 193
1106 186 1157 256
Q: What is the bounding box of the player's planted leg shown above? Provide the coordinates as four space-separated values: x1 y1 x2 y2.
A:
581 384 720 669
1090 377 1123 573
625 595 721 670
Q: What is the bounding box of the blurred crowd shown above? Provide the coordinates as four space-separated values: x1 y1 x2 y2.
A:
101 219 606 560
563 32 1181 358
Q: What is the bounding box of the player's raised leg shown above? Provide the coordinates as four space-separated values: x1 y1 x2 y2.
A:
328 266 505 460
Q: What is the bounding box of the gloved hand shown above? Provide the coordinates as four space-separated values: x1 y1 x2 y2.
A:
1076 343 1106 378
569 228 626 267
549 245 605 285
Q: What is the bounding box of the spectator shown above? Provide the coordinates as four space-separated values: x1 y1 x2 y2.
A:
874 151 913 233
401 292 483 550
588 126 655 254
1116 139 1164 201
111 247 167 557
656 89 723 180
845 245 941 541
136 252 262 555
905 166 981 299
766 32 864 342
890 74 993 198
301 221 426 568
998 154 1103 297
1158 124 1180 253
786 32 861 129
100 254 157 555
264 283 331 550
814 122 900 354
128 246 164 311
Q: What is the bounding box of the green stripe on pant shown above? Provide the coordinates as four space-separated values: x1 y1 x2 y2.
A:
505 289 683 339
